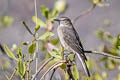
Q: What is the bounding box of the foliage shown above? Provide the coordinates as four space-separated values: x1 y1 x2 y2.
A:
96 28 120 70
0 16 14 27
2 0 120 80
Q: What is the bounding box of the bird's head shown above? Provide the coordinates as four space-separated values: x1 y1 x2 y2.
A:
54 17 72 26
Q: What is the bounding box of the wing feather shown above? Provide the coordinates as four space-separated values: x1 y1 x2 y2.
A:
62 26 87 61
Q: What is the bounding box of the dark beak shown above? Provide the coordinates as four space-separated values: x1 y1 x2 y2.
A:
54 19 60 22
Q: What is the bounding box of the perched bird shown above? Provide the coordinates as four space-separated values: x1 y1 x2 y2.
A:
54 17 90 77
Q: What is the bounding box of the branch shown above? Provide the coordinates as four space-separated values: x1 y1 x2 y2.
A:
27 54 31 80
50 68 56 80
66 64 75 80
9 68 17 80
0 43 5 53
31 57 54 80
73 4 96 24
85 50 120 59
39 61 65 80
22 21 34 36
34 0 38 80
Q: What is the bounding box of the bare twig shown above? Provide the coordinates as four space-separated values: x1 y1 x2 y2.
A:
27 54 31 80
85 50 120 59
31 57 54 80
35 33 38 80
22 21 34 36
39 61 65 80
73 4 96 24
9 68 17 80
66 64 75 80
34 0 38 80
50 68 56 80
0 43 5 53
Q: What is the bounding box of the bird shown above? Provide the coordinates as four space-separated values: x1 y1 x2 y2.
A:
54 17 90 77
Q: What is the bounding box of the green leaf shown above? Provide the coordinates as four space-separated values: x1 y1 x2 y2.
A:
4 44 17 60
51 8 58 17
49 50 62 59
96 29 104 40
58 45 63 54
60 64 66 69
35 25 40 32
32 16 46 28
105 32 113 41
28 43 36 54
72 65 80 80
0 16 14 27
17 59 26 77
68 53 74 61
50 9 58 21
37 32 54 41
23 41 29 45
17 48 23 58
40 5 50 19
65 72 69 80
114 35 120 49
50 38 59 45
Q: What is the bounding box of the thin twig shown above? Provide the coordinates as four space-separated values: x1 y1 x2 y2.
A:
31 57 54 80
35 33 38 80
39 61 65 80
22 21 34 36
50 68 56 80
27 54 31 80
9 68 17 80
34 0 38 80
73 4 96 24
66 64 75 80
85 50 120 59
0 43 5 53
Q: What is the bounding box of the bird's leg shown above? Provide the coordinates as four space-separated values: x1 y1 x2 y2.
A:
63 50 72 60
63 50 76 65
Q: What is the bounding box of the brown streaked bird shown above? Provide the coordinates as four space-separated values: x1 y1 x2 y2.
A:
54 17 90 77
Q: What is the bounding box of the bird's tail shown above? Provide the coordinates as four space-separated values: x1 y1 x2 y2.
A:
76 52 90 77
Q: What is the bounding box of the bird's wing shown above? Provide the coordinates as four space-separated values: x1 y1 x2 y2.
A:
76 52 90 77
62 26 90 77
62 26 87 61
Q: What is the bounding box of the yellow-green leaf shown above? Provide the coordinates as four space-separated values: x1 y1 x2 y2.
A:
65 72 69 80
51 8 58 17
17 59 26 77
50 38 59 45
28 43 36 54
17 48 23 58
96 29 104 40
40 5 50 19
35 25 40 32
72 65 80 80
37 32 54 41
4 44 17 60
49 50 62 59
32 16 46 28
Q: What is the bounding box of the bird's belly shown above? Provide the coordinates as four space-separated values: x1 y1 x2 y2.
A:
57 27 69 50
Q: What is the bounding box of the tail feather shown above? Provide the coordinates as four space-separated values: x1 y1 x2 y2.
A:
76 52 90 77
